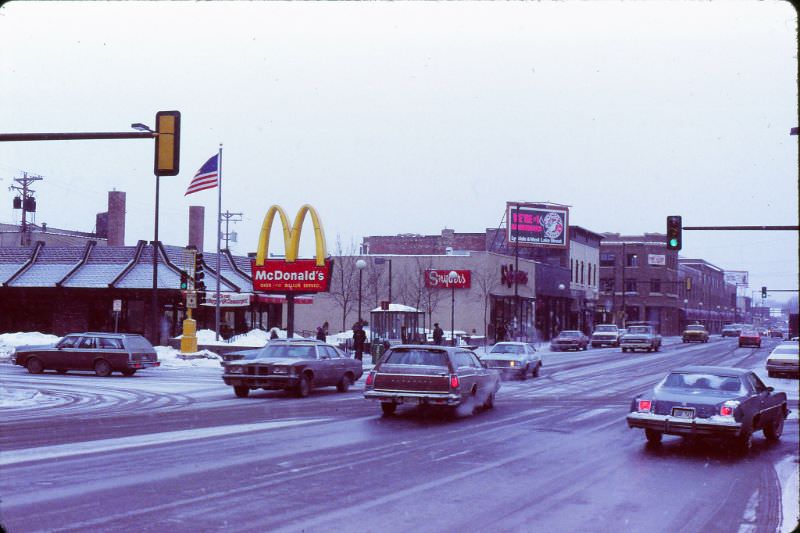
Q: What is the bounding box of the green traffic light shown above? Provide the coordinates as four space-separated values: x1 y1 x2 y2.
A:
669 238 678 247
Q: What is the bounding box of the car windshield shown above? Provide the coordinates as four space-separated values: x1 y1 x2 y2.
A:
560 331 581 337
661 372 743 393
595 326 616 332
490 344 524 354
686 325 705 331
258 345 316 359
628 326 649 334
382 349 448 367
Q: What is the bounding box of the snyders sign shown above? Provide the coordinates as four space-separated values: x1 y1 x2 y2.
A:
501 264 528 287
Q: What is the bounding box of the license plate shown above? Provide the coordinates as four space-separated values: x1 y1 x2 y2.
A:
672 407 695 419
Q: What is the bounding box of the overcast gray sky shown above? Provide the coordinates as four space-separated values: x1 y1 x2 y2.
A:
1 1 797 302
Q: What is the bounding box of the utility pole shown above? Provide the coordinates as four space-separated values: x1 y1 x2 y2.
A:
9 172 43 246
220 210 243 249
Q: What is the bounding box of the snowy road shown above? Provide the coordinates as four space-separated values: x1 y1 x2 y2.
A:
1 337 797 533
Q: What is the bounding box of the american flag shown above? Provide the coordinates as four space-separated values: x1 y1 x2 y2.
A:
185 154 219 196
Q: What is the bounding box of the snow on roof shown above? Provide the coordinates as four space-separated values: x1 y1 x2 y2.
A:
370 304 420 312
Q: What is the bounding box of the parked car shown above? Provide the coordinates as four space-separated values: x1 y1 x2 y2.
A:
480 342 542 379
721 324 742 337
550 330 589 351
738 327 761 348
682 324 709 343
620 325 662 353
12 332 159 377
626 365 789 454
769 329 785 339
222 340 363 398
590 324 621 347
364 345 501 416
766 341 799 378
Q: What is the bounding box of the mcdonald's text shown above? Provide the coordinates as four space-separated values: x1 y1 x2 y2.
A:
251 259 333 293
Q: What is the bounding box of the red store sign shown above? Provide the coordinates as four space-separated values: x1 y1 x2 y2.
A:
252 259 333 293
424 269 471 289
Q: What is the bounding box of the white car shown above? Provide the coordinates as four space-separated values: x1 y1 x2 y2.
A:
480 342 542 379
766 341 799 378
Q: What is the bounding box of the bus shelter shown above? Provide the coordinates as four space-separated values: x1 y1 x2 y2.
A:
369 304 425 346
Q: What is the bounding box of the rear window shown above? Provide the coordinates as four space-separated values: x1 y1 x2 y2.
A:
686 325 705 331
124 336 155 351
382 349 448 367
661 372 743 393
560 331 581 337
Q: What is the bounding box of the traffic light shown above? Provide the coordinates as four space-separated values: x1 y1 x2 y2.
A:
666 215 682 251
154 110 181 176
194 252 206 302
180 271 188 290
762 286 767 298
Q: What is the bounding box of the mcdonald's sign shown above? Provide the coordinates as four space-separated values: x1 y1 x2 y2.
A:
251 204 333 293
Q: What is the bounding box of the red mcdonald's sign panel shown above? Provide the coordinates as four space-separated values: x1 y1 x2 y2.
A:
424 270 471 289
252 258 333 293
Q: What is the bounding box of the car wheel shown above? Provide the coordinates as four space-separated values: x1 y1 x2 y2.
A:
234 386 250 398
733 430 752 455
532 363 541 378
520 366 528 380
26 357 44 374
336 373 353 392
94 359 112 377
121 369 136 377
764 413 784 441
381 402 397 416
483 391 495 409
296 374 312 398
622 348 627 353
645 429 662 444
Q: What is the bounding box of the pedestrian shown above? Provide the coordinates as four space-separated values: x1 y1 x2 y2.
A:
316 321 329 342
353 323 367 361
270 328 279 340
433 323 444 345
496 322 506 343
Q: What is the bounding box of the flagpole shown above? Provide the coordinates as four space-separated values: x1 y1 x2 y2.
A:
215 143 223 341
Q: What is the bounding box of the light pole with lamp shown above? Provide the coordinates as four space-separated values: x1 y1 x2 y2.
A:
356 259 367 324
683 298 689 329
131 121 162 346
449 271 458 346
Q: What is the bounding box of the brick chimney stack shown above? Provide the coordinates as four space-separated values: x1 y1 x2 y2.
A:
189 206 205 252
107 191 126 246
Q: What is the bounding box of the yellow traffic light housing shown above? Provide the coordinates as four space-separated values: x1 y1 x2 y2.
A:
154 111 181 176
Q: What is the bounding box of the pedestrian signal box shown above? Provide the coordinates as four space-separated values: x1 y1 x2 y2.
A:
666 216 682 251
762 286 767 298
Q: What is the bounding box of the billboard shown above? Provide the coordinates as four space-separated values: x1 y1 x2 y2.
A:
424 270 471 289
724 271 749 286
506 203 569 248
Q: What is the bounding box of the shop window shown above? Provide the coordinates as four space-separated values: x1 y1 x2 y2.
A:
626 254 638 267
600 253 615 267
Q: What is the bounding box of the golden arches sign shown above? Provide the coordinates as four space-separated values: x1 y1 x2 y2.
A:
251 204 332 293
254 204 327 267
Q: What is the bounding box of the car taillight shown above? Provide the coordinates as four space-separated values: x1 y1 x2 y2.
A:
365 371 375 386
720 400 739 417
637 399 652 412
450 374 460 389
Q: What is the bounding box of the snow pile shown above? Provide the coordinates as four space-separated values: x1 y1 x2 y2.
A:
155 345 223 369
0 387 63 409
0 332 60 363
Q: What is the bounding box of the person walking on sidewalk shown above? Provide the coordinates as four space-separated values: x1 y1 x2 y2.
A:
353 323 367 361
316 321 329 342
433 323 444 345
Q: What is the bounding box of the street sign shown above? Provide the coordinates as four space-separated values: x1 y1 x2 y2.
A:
112 299 122 312
186 292 197 309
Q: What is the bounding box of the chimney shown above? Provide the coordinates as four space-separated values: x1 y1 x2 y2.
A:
107 191 126 246
189 206 205 252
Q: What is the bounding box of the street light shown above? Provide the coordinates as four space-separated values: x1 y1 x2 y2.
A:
683 298 689 328
133 121 161 345
449 271 458 346
356 259 367 324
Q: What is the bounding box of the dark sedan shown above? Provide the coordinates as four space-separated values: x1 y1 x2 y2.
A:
550 330 589 351
222 340 363 398
364 345 501 416
626 366 789 454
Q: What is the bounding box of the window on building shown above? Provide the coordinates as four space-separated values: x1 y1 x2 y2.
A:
580 261 585 284
626 254 638 267
650 279 661 293
570 259 574 282
600 253 615 267
625 279 637 293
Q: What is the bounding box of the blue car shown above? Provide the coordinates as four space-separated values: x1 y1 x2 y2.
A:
627 366 789 454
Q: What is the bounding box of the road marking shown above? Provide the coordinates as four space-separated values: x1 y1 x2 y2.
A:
0 418 327 467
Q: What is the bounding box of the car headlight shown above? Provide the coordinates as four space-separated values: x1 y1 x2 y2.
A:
228 366 244 374
271 366 289 375
509 360 516 367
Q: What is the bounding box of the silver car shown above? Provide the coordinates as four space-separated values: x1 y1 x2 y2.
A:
480 342 542 379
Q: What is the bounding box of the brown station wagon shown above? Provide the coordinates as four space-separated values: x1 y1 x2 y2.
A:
364 345 501 416
13 332 160 377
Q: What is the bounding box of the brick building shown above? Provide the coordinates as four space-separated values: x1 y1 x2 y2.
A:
678 259 737 333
